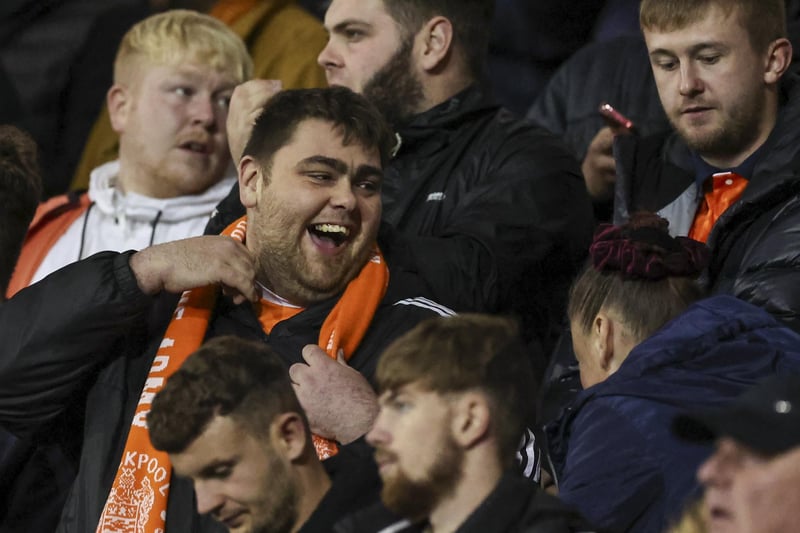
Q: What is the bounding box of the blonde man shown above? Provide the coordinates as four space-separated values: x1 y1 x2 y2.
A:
6 9 252 297
69 0 328 193
612 0 800 330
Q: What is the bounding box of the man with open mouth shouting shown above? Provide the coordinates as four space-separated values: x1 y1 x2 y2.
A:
0 87 455 533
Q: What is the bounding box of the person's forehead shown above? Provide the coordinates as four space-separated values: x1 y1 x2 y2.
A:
151 59 241 83
325 0 394 28
643 5 741 51
282 118 381 163
170 416 247 474
381 382 451 404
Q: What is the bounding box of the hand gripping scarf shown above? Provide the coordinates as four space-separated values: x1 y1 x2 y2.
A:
96 216 389 533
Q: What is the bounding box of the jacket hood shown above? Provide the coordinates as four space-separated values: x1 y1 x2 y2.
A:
547 295 800 473
549 295 800 440
583 295 795 404
87 160 237 223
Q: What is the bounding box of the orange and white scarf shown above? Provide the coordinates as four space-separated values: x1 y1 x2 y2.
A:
96 216 389 533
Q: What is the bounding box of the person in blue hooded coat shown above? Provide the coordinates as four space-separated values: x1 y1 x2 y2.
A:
546 213 800 533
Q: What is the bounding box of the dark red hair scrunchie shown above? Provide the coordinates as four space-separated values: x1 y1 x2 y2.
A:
590 218 709 280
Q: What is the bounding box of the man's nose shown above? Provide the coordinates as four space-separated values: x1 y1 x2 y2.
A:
318 38 341 71
190 96 218 129
366 410 389 447
194 481 225 515
697 438 738 488
329 179 357 210
679 63 704 96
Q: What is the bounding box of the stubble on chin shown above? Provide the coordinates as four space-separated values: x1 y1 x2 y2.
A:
255 239 376 306
672 98 764 164
250 457 299 533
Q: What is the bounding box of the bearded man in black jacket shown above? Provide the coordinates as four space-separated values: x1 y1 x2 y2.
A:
220 0 595 362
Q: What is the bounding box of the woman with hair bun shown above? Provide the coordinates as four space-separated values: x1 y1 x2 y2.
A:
545 213 800 533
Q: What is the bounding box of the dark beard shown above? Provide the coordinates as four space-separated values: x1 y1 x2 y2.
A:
379 438 464 521
362 38 425 129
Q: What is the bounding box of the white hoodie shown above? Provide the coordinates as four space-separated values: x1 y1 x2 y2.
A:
32 160 237 284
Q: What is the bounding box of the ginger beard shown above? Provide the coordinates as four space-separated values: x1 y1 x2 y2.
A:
376 432 465 521
667 85 767 164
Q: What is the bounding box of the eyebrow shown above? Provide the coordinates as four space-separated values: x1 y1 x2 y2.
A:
377 389 398 404
328 18 370 34
650 41 728 58
355 164 383 183
196 458 234 479
298 155 348 174
160 71 240 91
297 155 383 182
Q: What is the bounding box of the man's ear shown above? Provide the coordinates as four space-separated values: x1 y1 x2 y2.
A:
764 38 793 84
451 392 490 449
592 311 615 374
416 16 453 72
238 155 263 208
271 412 308 462
107 84 130 134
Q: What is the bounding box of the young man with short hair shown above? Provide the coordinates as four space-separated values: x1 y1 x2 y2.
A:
148 335 380 533
6 9 253 297
614 0 800 330
0 87 454 533
338 314 591 533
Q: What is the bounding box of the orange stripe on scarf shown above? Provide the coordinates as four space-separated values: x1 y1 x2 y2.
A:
97 216 388 532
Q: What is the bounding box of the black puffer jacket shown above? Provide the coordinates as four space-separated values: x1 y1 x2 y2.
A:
383 85 594 352
0 249 455 533
614 74 800 331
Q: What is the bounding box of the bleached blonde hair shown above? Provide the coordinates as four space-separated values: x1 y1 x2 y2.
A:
114 9 253 85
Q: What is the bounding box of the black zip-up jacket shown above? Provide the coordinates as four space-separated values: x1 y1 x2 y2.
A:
334 472 594 533
0 248 454 533
383 85 594 354
613 74 800 332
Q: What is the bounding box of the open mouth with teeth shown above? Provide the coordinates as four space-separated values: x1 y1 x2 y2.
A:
180 141 211 154
308 223 351 251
